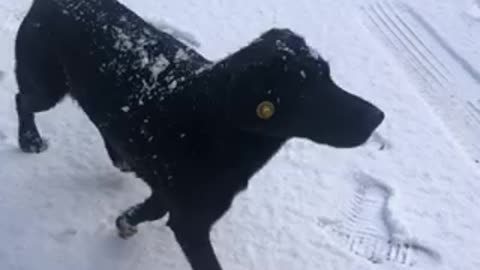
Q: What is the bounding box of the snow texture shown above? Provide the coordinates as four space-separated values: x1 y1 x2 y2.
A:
1 0 480 270
466 0 480 19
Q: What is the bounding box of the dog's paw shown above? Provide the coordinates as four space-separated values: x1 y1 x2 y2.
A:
19 131 48 153
116 215 138 239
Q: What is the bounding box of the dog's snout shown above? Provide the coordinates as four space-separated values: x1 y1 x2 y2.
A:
365 106 385 132
369 107 385 124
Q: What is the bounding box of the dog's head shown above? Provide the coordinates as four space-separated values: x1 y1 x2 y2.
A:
217 28 384 148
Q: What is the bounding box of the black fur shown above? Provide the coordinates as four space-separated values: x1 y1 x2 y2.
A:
15 0 385 269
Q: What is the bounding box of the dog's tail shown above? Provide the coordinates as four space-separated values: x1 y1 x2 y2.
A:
0 71 4 82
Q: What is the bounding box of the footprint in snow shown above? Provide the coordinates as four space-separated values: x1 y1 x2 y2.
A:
321 172 441 266
49 228 78 244
0 130 7 142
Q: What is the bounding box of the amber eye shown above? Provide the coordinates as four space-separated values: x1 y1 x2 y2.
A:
256 101 275 120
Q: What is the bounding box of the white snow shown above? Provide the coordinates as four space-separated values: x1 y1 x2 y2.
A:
113 26 135 51
300 70 307 79
150 55 170 79
168 80 178 91
275 39 296 55
174 49 190 62
1 0 480 270
466 0 480 19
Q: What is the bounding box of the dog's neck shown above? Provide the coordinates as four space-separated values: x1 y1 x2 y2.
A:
155 63 230 127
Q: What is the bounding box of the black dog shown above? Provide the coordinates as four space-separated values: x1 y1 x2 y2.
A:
15 0 385 269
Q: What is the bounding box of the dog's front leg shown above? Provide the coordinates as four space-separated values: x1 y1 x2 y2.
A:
116 191 168 239
168 217 222 270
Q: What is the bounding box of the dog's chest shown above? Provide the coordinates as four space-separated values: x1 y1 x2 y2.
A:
167 131 285 184
118 121 284 186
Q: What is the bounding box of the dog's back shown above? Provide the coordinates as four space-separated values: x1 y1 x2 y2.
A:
16 0 214 163
20 0 205 111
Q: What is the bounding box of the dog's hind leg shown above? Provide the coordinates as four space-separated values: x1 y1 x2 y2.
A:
15 63 68 153
116 191 168 238
15 19 69 153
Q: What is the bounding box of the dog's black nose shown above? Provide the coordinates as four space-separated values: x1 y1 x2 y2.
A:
372 107 385 121
368 107 385 128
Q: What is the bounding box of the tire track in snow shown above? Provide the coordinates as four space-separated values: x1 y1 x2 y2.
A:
467 101 480 125
322 173 441 266
404 5 480 85
362 0 480 165
362 2 453 91
379 2 454 83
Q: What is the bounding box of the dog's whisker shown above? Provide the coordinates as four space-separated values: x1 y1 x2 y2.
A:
369 132 392 151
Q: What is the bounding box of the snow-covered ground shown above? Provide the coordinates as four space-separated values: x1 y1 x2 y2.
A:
1 0 480 269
